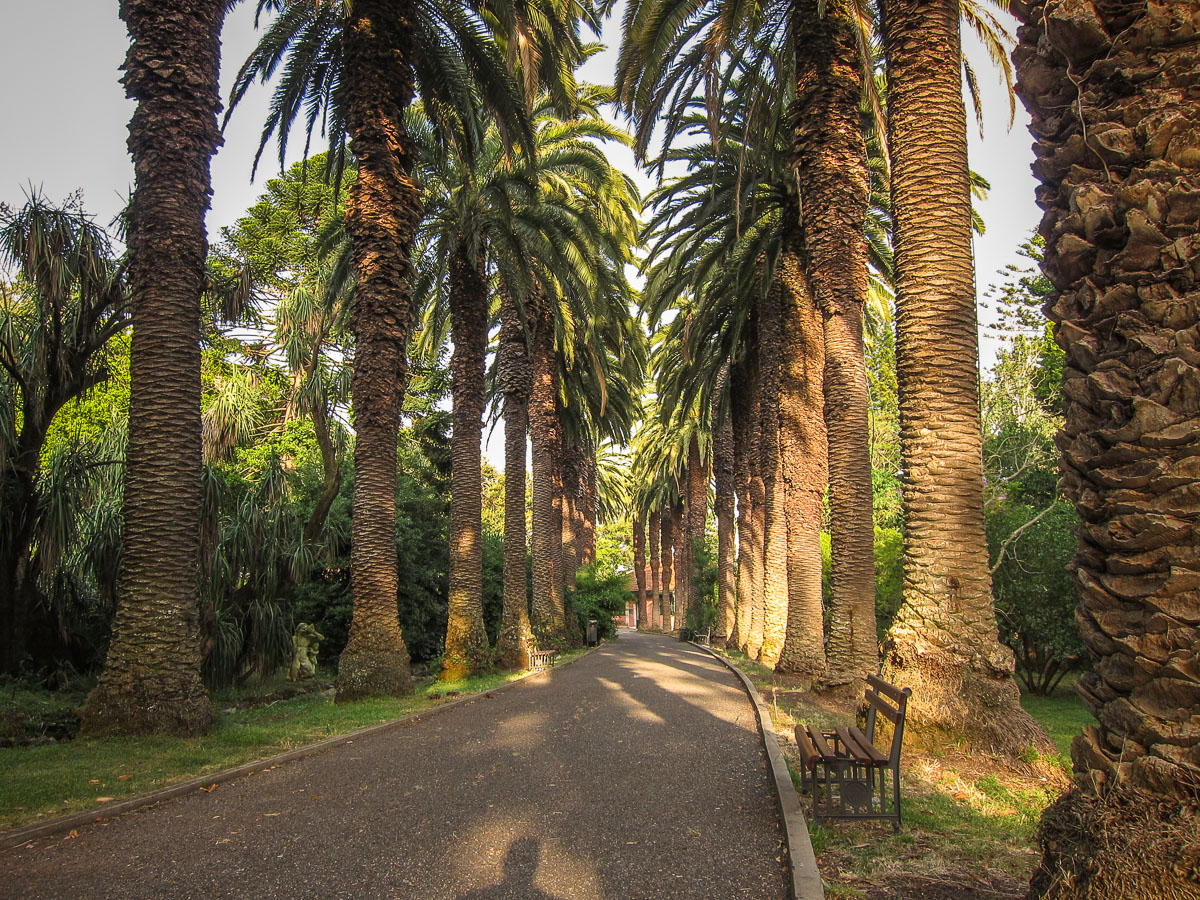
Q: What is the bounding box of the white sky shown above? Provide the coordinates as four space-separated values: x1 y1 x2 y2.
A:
1 1 1040 466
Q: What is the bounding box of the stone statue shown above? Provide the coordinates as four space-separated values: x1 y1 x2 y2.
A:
290 622 324 681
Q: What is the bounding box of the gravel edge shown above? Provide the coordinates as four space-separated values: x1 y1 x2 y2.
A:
0 648 597 852
690 641 825 900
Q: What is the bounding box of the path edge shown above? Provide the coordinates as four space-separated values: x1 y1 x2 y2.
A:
0 647 598 853
690 641 824 900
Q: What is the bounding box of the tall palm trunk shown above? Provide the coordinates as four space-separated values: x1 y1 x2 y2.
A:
1016 3 1200 894
530 293 567 645
442 243 490 680
713 369 736 647
685 434 708 630
633 517 648 629
660 507 675 632
561 448 579 592
793 0 878 685
331 0 423 701
648 509 662 631
758 281 790 669
672 502 686 632
776 227 828 679
496 289 533 671
731 355 755 651
742 333 768 660
582 454 597 564
78 0 220 732
81 0 224 736
880 0 1047 752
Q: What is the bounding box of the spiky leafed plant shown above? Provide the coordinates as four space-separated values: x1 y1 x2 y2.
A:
0 195 128 676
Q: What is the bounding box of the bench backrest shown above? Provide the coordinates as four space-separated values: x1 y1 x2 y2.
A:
864 675 912 766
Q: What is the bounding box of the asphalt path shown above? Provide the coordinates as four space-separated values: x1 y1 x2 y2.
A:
1 630 787 899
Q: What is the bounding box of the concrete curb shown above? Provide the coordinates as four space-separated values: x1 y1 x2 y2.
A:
690 641 824 900
1 646 598 853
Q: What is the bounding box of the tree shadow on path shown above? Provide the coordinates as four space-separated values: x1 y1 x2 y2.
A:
457 837 564 900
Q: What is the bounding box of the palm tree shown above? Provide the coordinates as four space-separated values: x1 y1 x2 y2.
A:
712 367 736 646
81 0 227 736
1016 2 1200 893
0 196 128 676
879 0 1048 753
647 507 662 629
230 0 541 698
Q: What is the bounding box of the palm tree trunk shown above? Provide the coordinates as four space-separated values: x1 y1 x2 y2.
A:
672 502 686 632
660 507 675 632
443 243 490 680
530 293 567 645
80 0 224 736
648 509 662 631
331 0 424 701
793 0 877 686
582 454 597 564
758 281 790 669
731 355 755 652
561 448 579 592
496 287 534 671
713 368 736 647
685 433 708 630
776 228 828 679
633 517 648 629
880 0 1046 752
1016 3 1200 893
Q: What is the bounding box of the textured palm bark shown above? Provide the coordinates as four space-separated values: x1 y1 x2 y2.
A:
757 282 791 670
332 0 422 701
442 244 490 680
880 0 1046 752
560 447 580 592
633 518 648 629
742 337 768 660
713 369 737 646
792 0 878 686
496 289 533 671
660 508 675 633
1015 3 1200 895
685 434 709 631
648 509 662 631
672 502 686 633
776 232 829 679
529 295 567 645
554 423 581 647
731 356 756 651
582 455 598 564
80 0 223 736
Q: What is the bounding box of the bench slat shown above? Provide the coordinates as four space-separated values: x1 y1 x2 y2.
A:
794 724 820 771
867 674 908 704
848 725 889 765
807 726 838 763
866 689 902 725
835 726 878 765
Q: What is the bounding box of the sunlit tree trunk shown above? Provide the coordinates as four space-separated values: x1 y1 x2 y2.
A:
685 433 708 630
1016 2 1200 894
660 506 675 632
758 281 790 669
81 0 226 735
648 509 662 631
880 0 1048 752
530 293 567 645
793 0 877 686
776 227 828 679
713 368 736 647
495 289 534 671
731 354 756 652
442 243 490 680
633 517 648 629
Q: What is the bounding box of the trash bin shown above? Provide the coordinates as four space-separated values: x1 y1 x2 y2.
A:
586 619 598 647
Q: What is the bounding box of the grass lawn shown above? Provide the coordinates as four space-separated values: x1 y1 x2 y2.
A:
0 654 583 832
715 650 1095 899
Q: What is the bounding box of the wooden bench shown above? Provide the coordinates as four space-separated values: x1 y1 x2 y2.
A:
529 649 557 672
693 630 711 646
793 674 911 831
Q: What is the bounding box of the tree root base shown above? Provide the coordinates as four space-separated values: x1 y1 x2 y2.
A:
80 674 214 737
335 648 412 701
1027 785 1200 899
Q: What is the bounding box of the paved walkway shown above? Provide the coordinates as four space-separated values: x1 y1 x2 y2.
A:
1 632 787 899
